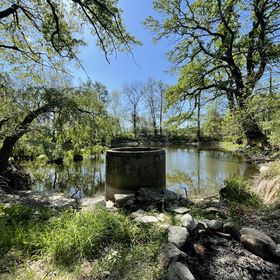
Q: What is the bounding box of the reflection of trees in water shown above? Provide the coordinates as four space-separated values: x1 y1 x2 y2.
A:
29 160 105 197
167 168 222 200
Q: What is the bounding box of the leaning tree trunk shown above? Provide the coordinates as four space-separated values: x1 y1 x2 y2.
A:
0 103 52 172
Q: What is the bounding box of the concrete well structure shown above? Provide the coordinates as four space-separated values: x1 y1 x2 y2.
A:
105 147 166 200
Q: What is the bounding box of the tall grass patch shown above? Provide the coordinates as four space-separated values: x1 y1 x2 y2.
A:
0 204 166 279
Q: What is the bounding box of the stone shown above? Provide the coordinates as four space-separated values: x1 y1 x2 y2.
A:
105 200 115 209
114 194 135 207
163 189 182 201
240 227 276 259
159 223 171 230
137 188 163 203
223 222 240 241
167 262 196 280
130 209 146 218
157 213 166 222
158 243 181 268
275 244 280 257
168 226 189 249
197 220 209 229
181 214 198 231
135 215 159 223
169 205 190 214
174 214 184 223
207 220 223 231
204 207 222 214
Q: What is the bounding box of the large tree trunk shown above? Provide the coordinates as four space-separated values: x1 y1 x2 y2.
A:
0 104 52 171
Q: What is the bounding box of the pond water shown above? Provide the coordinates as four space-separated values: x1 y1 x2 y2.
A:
26 146 258 200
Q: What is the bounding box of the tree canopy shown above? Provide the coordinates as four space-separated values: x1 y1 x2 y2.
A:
146 0 280 144
0 0 139 73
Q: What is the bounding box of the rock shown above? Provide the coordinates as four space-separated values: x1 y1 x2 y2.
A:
105 200 115 209
159 223 171 230
204 206 227 218
158 243 181 268
130 209 146 218
136 188 163 204
240 227 276 259
275 244 280 257
197 220 209 229
169 205 190 214
181 214 198 231
114 194 135 207
135 215 159 223
223 222 240 241
137 188 163 203
174 214 184 223
157 213 166 222
168 226 189 249
167 262 196 280
207 220 223 231
163 189 182 201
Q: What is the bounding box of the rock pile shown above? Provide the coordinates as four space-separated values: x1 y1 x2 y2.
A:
104 188 280 279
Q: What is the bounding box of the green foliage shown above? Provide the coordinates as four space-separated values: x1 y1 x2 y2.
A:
0 205 166 278
221 110 245 144
202 104 223 140
224 177 262 207
146 0 280 144
0 0 139 77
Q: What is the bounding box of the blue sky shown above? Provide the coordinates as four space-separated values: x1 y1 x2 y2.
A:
72 0 178 92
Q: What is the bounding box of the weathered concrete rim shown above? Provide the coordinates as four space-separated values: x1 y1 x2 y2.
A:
107 147 165 154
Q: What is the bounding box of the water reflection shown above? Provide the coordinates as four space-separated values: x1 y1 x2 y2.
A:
26 147 258 200
166 147 258 199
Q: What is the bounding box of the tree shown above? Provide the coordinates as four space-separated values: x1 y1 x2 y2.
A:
143 78 159 137
0 0 138 72
0 84 75 173
123 82 144 138
146 0 280 146
203 104 223 140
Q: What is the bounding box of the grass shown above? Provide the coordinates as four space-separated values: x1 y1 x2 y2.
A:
0 204 167 280
223 176 262 207
252 160 280 204
261 161 280 178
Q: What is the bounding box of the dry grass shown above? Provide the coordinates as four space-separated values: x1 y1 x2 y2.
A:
251 161 280 204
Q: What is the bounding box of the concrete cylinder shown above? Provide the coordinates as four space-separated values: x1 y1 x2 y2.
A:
105 147 166 200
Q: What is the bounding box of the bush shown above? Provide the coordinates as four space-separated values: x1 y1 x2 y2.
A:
223 176 262 207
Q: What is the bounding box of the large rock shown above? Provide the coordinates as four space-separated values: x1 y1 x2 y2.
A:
181 214 198 231
137 188 163 203
134 215 159 223
163 189 183 202
207 220 223 231
158 243 181 268
114 194 135 207
168 226 189 249
167 262 196 280
240 227 276 259
169 205 190 214
274 244 280 258
223 222 240 241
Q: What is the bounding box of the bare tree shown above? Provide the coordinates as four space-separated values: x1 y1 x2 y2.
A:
143 78 158 137
123 82 144 138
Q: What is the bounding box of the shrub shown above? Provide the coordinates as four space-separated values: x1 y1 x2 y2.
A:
223 176 262 207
